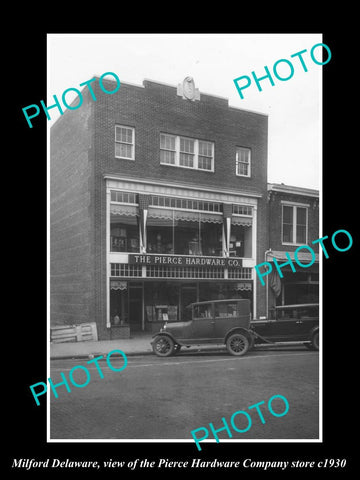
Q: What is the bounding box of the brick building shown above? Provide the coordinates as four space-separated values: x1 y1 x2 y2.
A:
265 183 320 313
50 76 269 340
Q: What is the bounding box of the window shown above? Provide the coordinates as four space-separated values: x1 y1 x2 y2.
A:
236 147 251 177
214 302 238 318
160 134 214 171
115 125 135 160
282 205 308 244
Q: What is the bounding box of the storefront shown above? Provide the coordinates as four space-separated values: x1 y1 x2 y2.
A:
105 176 260 337
265 250 319 314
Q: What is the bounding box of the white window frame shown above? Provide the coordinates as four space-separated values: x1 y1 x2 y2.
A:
115 125 135 160
160 133 214 172
281 202 309 245
236 147 251 177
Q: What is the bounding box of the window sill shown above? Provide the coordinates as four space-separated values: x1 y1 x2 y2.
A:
160 162 214 173
115 156 135 161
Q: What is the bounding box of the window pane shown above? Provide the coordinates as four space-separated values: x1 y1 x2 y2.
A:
116 126 133 144
283 224 293 243
237 162 248 176
180 138 194 153
198 156 212 170
115 143 133 158
160 150 175 164
199 141 212 156
179 153 194 167
110 215 139 252
160 134 175 150
296 225 306 244
297 207 307 226
283 206 293 224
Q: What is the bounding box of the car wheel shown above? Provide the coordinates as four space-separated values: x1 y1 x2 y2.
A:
226 333 249 356
311 331 319 351
152 335 175 357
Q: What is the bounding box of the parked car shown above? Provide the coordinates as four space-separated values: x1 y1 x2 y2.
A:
151 299 252 357
250 303 319 350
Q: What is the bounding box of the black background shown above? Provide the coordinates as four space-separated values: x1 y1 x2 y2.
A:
7 25 356 477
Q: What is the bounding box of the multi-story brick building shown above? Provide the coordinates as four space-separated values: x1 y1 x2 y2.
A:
265 183 319 313
50 76 269 340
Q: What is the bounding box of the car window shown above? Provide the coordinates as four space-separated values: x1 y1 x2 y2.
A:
214 303 238 318
193 304 212 319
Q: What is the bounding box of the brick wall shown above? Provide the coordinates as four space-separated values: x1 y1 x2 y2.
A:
92 78 269 323
268 192 319 253
50 77 269 334
50 92 96 327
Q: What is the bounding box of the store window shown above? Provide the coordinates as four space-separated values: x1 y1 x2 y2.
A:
282 204 308 244
115 125 135 160
230 224 252 257
146 215 222 255
110 215 139 252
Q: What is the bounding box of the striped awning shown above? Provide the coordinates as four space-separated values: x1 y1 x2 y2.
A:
231 216 252 226
110 204 138 216
268 250 319 264
148 208 223 223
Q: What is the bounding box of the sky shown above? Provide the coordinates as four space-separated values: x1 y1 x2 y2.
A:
47 33 322 190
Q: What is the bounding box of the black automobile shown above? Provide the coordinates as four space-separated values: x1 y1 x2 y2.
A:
151 299 252 357
250 303 319 350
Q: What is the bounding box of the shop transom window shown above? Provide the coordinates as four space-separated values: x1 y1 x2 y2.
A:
149 195 222 212
160 133 214 172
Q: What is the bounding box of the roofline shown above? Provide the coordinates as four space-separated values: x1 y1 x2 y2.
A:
267 182 319 198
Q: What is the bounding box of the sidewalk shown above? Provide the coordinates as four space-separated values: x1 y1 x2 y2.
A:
50 333 154 359
50 333 226 359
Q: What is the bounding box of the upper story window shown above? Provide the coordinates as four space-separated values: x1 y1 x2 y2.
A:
236 147 251 177
282 204 308 245
160 133 214 172
115 125 135 160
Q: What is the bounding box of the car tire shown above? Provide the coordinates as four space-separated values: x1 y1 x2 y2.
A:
311 331 319 351
152 335 175 357
226 333 249 356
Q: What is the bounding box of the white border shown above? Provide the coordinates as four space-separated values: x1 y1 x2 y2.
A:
47 33 322 445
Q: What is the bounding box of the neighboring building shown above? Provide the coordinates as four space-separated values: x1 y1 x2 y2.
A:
266 183 320 313
50 76 269 339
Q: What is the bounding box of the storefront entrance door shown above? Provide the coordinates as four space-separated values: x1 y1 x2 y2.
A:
129 285 143 331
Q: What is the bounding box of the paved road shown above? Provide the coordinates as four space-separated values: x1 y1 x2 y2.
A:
49 346 319 441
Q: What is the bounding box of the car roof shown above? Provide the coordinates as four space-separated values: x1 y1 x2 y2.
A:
274 303 319 309
187 298 249 308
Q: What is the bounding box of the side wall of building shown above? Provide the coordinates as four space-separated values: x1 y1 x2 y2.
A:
50 94 96 327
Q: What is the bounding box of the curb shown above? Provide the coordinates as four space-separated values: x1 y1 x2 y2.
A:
50 350 154 361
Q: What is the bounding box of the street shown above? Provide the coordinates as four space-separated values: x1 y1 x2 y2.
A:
49 346 319 441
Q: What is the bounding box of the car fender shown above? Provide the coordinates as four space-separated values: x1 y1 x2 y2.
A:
309 325 319 339
224 327 253 344
151 332 179 345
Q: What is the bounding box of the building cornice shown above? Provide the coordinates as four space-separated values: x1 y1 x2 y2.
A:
103 174 263 200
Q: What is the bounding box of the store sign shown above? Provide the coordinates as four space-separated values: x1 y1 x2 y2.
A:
128 254 242 268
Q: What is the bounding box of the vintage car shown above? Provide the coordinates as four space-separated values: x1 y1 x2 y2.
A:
250 303 319 350
151 299 252 357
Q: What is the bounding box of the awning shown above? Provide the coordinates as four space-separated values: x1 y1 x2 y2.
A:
268 250 319 264
148 208 223 223
110 204 138 216
231 216 252 226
